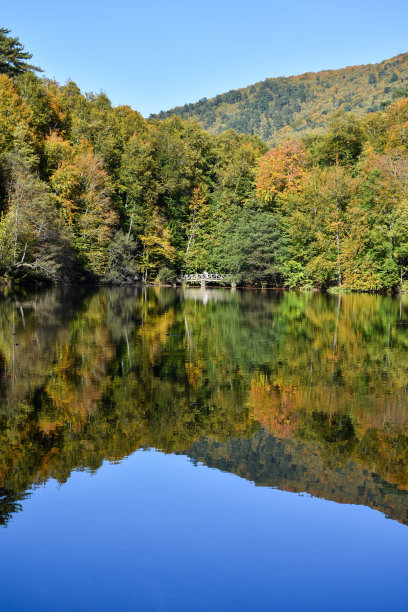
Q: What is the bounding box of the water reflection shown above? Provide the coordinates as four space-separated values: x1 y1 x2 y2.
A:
1 287 408 525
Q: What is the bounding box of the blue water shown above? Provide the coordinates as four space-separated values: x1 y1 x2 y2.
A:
2 287 408 610
1 449 407 611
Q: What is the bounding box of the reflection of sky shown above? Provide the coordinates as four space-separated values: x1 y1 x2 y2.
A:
1 450 407 611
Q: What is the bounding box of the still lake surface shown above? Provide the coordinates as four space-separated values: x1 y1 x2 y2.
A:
1 286 408 610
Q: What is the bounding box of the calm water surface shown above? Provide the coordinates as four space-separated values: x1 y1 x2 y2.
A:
1 287 408 610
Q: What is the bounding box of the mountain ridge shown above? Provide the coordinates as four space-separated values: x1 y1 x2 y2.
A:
152 51 408 143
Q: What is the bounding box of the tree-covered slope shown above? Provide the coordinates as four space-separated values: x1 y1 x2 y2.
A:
2 27 408 292
153 52 408 143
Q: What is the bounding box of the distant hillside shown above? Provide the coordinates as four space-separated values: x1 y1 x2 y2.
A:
153 52 408 143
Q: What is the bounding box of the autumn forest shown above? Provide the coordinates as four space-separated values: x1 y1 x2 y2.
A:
1 29 408 291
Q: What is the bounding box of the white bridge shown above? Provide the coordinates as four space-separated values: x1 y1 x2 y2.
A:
180 273 236 287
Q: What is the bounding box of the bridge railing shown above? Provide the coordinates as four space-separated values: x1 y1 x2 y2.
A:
179 273 237 285
181 273 233 282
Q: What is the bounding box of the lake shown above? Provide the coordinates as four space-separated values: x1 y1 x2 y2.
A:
1 287 408 611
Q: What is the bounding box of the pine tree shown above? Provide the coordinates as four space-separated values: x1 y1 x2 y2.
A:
0 28 42 77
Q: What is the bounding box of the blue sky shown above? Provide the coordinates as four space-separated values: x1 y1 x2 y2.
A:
3 0 408 117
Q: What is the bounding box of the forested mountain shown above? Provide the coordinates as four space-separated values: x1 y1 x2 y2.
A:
1 28 408 291
153 52 408 143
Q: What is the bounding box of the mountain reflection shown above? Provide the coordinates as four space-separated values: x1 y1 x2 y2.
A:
1 286 408 526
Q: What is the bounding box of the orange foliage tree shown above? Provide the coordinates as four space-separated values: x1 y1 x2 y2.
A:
256 139 307 204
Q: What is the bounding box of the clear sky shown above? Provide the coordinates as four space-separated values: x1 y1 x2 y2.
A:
2 0 408 117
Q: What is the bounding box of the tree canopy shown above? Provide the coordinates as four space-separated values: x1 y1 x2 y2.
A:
0 28 42 77
1 29 408 292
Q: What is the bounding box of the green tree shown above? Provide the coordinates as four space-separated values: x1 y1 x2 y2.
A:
0 136 74 281
49 138 118 277
0 28 41 77
104 230 139 284
342 149 408 291
119 132 161 238
217 208 286 285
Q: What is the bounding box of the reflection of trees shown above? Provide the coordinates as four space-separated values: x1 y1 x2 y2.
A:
0 287 91 413
185 431 408 526
1 288 408 524
249 292 408 489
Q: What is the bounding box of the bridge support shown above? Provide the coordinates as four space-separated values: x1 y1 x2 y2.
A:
231 281 236 289
201 279 206 288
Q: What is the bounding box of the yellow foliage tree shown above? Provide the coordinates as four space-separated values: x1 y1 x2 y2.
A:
140 207 175 282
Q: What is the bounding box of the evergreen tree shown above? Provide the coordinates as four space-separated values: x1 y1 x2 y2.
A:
0 28 42 77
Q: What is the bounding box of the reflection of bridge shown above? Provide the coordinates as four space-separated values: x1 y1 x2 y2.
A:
180 273 236 287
